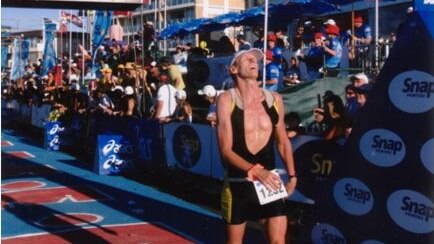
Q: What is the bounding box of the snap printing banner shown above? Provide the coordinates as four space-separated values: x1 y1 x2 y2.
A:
164 123 213 177
306 9 434 243
94 135 135 175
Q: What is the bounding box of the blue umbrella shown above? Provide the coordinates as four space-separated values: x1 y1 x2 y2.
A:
159 22 183 39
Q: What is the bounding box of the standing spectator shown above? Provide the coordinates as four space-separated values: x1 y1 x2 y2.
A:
274 27 290 50
292 25 305 51
160 57 186 90
173 45 188 74
153 71 177 122
323 24 342 76
236 33 251 51
347 15 372 67
143 21 156 51
265 47 283 91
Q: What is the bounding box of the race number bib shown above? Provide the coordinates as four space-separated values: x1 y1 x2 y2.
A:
253 170 288 205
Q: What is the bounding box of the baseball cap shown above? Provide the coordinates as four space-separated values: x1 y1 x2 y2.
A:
272 47 283 60
198 85 217 97
324 19 336 25
267 33 277 42
229 48 264 67
354 15 363 23
175 90 187 100
350 73 369 85
325 25 340 35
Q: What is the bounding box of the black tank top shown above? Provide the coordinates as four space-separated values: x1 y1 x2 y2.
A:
225 88 279 178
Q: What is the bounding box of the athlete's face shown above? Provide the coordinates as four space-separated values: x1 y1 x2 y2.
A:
233 52 260 79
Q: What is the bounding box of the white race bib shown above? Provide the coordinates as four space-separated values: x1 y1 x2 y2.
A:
253 170 288 205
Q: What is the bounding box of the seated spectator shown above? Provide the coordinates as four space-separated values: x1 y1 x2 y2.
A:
236 33 251 51
309 91 349 140
198 84 219 127
283 57 302 85
285 112 306 138
170 90 193 123
344 84 358 126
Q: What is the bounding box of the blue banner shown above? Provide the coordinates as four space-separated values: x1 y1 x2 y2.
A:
95 135 135 175
92 11 112 56
42 22 57 76
10 38 22 80
1 46 8 71
44 122 65 151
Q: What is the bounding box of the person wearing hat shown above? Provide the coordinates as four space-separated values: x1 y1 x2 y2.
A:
322 24 342 76
216 48 296 244
297 32 326 78
169 90 193 123
236 33 251 51
198 84 219 126
265 47 284 91
346 14 372 66
99 64 118 92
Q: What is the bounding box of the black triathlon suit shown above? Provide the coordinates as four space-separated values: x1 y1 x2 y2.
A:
221 88 287 224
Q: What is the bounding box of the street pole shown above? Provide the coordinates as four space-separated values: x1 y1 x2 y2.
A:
374 0 379 71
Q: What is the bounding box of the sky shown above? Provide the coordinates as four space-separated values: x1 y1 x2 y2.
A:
1 7 60 31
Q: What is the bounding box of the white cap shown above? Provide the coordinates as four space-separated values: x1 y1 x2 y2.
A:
407 6 414 14
175 90 187 100
111 85 124 92
350 73 369 85
324 19 336 25
198 85 217 97
229 48 264 67
125 86 134 95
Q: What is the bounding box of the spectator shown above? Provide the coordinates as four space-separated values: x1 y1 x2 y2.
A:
265 47 283 91
198 84 219 127
236 33 251 51
160 56 186 90
346 15 372 67
170 89 193 123
121 86 139 117
283 57 302 85
297 32 325 78
292 25 305 51
322 24 342 76
273 27 290 50
143 21 156 51
285 112 306 138
214 36 236 56
153 71 177 122
173 45 188 74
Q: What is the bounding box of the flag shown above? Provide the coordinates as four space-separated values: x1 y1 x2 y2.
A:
9 38 30 81
61 10 83 28
42 21 57 76
92 10 112 75
1 46 8 71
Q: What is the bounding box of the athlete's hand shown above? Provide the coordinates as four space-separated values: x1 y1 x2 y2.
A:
254 169 282 191
286 177 297 196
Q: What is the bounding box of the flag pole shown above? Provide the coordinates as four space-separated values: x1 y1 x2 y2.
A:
262 0 269 89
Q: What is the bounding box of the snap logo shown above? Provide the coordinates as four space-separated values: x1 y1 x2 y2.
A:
420 138 434 174
359 129 406 167
334 178 374 216
311 223 346 244
388 70 434 113
173 125 201 169
387 189 434 234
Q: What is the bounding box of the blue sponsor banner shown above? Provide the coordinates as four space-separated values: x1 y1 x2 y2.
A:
44 122 65 151
137 119 164 168
10 38 22 80
94 135 135 175
42 22 57 76
165 123 207 175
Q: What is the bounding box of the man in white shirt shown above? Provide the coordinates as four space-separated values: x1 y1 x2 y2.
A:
153 72 177 122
